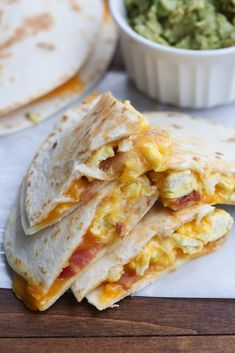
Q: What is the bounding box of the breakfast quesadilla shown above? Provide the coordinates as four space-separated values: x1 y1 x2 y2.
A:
75 204 233 310
5 176 157 311
0 0 118 136
0 0 103 116
145 112 235 210
22 92 171 234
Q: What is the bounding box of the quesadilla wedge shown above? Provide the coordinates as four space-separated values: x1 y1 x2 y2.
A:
145 112 235 210
81 204 232 310
22 92 171 234
5 175 157 311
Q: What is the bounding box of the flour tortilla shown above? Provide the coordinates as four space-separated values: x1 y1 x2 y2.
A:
0 0 103 116
5 181 157 311
146 112 235 176
22 92 162 234
0 2 117 135
83 205 231 310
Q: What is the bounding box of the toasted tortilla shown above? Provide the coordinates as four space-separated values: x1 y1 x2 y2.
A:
0 0 102 116
22 92 170 234
145 112 235 209
0 1 117 135
82 205 232 310
5 179 157 311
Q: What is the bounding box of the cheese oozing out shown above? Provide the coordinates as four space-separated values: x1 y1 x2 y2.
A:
99 209 232 302
35 116 170 229
13 175 156 310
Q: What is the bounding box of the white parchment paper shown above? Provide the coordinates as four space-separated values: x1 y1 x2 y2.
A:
1 72 235 298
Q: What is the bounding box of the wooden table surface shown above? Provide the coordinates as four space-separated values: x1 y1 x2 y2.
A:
1 48 235 353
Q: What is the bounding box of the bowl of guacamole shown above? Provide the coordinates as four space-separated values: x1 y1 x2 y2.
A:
109 0 235 108
125 0 235 50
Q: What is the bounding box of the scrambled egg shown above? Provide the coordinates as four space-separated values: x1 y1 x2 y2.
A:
89 175 155 243
86 145 115 168
156 169 235 206
106 209 232 283
159 170 199 200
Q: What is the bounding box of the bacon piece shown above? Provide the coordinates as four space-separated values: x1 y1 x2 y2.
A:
79 180 101 203
117 271 141 290
100 153 125 175
174 191 201 209
58 243 103 279
115 222 126 236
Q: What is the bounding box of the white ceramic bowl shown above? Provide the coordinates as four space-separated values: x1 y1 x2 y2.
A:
110 0 235 109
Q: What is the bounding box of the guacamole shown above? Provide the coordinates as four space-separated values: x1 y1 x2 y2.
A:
125 0 235 49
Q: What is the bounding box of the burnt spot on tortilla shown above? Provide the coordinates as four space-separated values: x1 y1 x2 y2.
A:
68 0 81 12
39 266 47 275
0 51 11 59
227 137 235 143
0 13 54 54
43 238 48 244
61 115 69 123
216 152 224 156
52 142 58 149
37 42 55 51
14 258 22 265
193 156 200 162
27 180 31 187
51 228 60 240
172 124 181 129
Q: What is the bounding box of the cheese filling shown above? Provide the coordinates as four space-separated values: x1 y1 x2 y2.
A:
13 175 156 310
99 209 232 302
36 128 170 229
151 169 235 209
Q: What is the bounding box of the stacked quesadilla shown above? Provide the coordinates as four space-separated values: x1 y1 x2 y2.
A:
4 92 234 311
0 0 117 135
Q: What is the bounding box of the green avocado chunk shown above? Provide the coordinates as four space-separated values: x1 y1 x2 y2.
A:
125 0 235 49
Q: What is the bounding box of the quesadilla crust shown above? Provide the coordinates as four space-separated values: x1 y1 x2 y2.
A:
83 206 232 310
6 175 157 310
72 204 215 301
23 92 147 233
23 93 171 235
145 112 235 210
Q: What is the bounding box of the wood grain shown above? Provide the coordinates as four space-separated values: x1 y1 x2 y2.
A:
1 336 235 353
1 290 235 338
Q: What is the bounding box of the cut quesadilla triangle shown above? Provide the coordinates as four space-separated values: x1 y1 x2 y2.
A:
0 0 103 116
81 205 232 310
22 92 171 234
5 175 158 311
145 112 235 210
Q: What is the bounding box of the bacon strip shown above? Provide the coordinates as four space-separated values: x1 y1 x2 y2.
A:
58 243 103 279
100 152 125 175
116 271 141 290
174 191 201 209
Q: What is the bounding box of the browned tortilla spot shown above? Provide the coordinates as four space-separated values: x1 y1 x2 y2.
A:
172 124 181 129
0 13 54 53
68 0 81 12
37 42 55 51
227 137 235 143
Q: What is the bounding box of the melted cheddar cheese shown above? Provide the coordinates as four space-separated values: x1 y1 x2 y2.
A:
14 176 156 310
35 109 170 229
99 209 232 302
